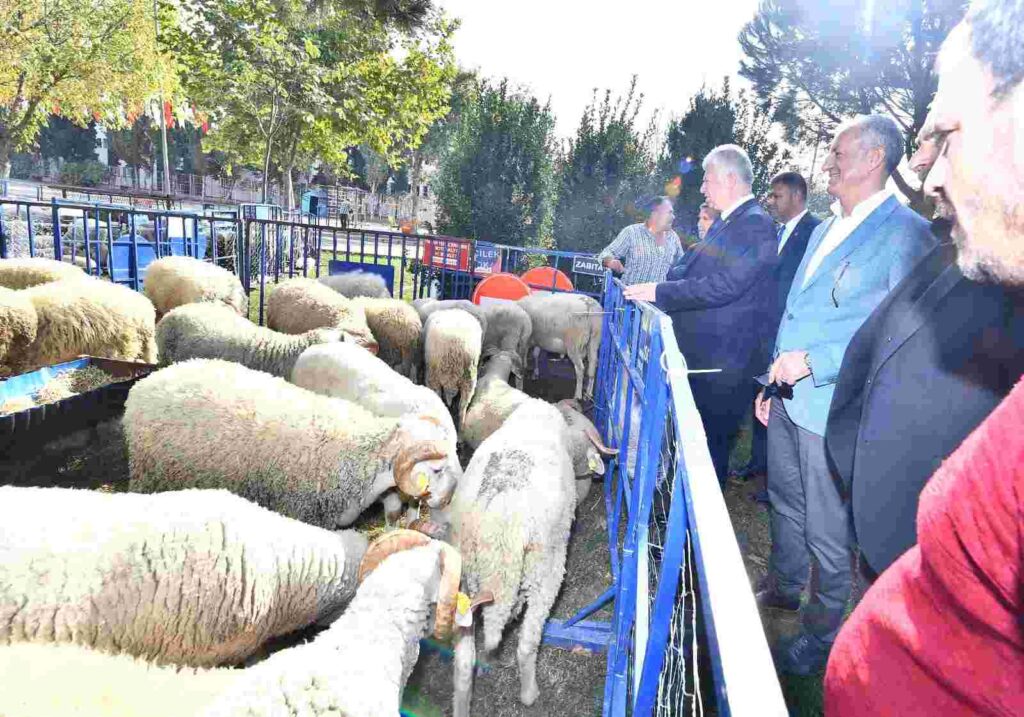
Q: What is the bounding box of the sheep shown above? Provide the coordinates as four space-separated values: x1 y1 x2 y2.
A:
518 291 603 400
0 276 156 376
156 302 344 379
0 288 37 377
142 256 246 320
0 486 368 668
265 277 378 353
0 535 466 717
352 296 423 381
412 298 488 336
480 302 532 388
124 358 456 529
430 398 579 716
424 308 482 431
290 341 463 523
461 350 617 501
0 256 85 289
318 270 391 298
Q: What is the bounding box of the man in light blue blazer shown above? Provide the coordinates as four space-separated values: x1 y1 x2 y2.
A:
753 114 936 675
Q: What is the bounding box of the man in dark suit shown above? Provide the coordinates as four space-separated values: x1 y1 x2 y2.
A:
624 144 778 483
825 119 1024 582
735 172 820 494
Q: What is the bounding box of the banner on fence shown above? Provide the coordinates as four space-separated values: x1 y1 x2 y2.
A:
472 241 501 275
422 237 471 271
572 255 603 276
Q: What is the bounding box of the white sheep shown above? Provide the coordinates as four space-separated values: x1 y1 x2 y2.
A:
432 398 579 716
412 298 488 336
0 256 85 289
318 270 391 298
0 288 37 377
518 292 603 400
424 308 482 431
461 350 617 500
0 486 367 668
480 302 532 388
142 256 246 320
0 276 156 376
352 296 423 381
156 302 344 379
0 536 464 717
290 341 463 523
265 277 379 353
124 358 455 528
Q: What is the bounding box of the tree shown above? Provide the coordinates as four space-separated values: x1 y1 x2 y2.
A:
108 116 154 186
166 0 456 205
434 79 557 247
738 0 966 207
0 0 175 178
553 77 659 254
657 78 791 235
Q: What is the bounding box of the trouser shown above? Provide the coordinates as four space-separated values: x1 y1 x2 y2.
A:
748 411 768 473
766 398 853 644
689 370 750 485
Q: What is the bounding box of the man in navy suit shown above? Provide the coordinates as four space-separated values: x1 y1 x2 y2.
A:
754 114 935 674
825 118 1024 582
625 144 778 482
735 172 821 494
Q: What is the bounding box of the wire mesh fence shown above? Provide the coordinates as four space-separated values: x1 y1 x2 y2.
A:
594 276 786 717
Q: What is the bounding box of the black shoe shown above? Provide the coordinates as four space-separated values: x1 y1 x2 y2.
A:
755 589 801 612
772 633 831 676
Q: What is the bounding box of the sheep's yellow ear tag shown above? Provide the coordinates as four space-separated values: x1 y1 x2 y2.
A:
455 591 474 627
588 454 603 473
416 472 430 493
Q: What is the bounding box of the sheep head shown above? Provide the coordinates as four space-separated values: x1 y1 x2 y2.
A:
555 399 618 477
357 528 467 641
392 415 457 506
482 347 524 382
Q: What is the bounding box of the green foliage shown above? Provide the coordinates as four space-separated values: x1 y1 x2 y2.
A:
37 116 98 163
434 79 557 247
0 0 176 178
738 0 966 204
108 116 154 170
658 78 791 232
165 0 456 204
553 76 659 254
59 160 108 187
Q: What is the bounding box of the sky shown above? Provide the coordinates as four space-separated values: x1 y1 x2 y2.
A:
435 0 762 141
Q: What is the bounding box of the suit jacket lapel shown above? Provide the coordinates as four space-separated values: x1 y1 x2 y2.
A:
799 196 901 295
677 199 757 276
790 216 834 297
875 253 963 371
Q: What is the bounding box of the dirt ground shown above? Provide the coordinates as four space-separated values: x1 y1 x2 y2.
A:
0 363 849 717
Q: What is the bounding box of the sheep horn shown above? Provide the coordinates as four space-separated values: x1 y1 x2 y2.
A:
433 542 463 641
470 590 495 611
556 398 583 412
393 440 449 498
357 529 432 584
408 518 449 541
585 424 618 456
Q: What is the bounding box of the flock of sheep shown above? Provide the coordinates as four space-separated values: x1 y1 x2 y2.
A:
0 254 618 717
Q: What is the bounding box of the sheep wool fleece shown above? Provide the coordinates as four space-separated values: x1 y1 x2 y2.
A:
0 486 366 667
125 358 402 529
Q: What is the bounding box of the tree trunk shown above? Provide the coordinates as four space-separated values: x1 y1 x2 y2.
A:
0 140 12 180
410 151 422 224
891 168 929 217
284 162 295 211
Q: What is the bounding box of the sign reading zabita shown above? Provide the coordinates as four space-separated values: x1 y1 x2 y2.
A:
572 256 603 276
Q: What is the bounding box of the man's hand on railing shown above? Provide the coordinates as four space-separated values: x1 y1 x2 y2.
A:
604 257 626 275
623 282 657 302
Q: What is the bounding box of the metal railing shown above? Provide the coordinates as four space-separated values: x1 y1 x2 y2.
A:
591 276 786 717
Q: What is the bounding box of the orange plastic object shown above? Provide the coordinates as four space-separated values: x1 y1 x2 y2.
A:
520 266 573 292
471 272 532 306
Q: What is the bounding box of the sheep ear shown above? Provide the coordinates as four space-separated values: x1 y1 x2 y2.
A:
408 518 449 541
470 590 494 612
434 543 463 641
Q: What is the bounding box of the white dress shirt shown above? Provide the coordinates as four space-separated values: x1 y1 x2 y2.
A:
777 208 808 254
720 194 755 221
800 189 892 289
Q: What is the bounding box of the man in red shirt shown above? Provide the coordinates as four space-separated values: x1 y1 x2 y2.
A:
824 0 1024 713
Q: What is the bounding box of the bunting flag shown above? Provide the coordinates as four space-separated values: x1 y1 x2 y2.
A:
164 100 174 129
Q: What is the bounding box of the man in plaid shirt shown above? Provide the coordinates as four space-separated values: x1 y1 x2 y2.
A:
598 196 684 285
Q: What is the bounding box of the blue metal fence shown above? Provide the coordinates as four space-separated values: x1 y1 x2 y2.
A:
588 276 786 716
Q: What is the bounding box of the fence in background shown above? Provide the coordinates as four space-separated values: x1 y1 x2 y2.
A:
591 277 786 716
